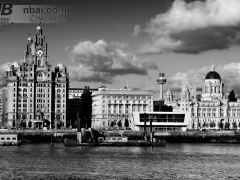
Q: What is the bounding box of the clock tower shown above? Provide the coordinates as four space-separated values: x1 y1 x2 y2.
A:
5 24 69 129
25 23 48 67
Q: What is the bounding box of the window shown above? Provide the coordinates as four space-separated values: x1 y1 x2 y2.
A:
23 88 27 97
57 92 61 98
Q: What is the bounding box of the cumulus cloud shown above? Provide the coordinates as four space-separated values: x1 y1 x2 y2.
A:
68 65 113 83
137 0 240 54
168 62 240 96
133 25 141 36
68 40 157 83
0 62 13 88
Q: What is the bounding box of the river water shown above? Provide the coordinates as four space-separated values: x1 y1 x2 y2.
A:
0 143 240 180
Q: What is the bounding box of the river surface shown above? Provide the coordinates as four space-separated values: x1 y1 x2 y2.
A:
0 143 240 179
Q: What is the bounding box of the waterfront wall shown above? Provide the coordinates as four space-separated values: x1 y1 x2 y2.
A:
2 129 240 143
0 129 77 143
104 130 240 143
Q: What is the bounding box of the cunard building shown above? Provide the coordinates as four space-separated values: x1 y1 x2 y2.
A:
5 24 69 129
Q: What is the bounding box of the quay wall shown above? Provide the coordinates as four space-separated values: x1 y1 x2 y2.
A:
0 130 77 143
104 130 240 143
2 129 240 143
154 130 240 143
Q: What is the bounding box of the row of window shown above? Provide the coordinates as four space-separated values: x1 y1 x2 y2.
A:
194 112 240 118
0 137 16 140
102 95 152 100
106 100 150 104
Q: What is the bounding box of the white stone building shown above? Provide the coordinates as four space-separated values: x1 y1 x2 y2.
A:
177 68 240 130
0 87 7 126
91 86 154 129
5 25 69 129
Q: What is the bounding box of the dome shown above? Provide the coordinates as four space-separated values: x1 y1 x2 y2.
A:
57 63 64 69
36 25 41 30
205 71 221 80
12 62 20 68
57 63 65 71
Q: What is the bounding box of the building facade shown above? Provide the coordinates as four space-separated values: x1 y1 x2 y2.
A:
5 25 69 129
68 87 97 99
0 87 7 127
91 86 154 129
176 68 240 130
68 86 97 129
131 112 188 132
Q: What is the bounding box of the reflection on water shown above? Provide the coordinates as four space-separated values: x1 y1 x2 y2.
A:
0 143 240 179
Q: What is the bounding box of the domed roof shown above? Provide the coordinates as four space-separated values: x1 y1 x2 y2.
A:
36 25 41 30
12 62 19 68
205 71 221 80
57 63 65 70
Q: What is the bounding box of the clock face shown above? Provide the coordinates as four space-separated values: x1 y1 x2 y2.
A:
37 49 44 57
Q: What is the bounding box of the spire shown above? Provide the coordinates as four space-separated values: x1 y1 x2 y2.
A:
36 22 41 31
34 23 45 46
45 43 48 56
211 63 215 71
27 33 32 42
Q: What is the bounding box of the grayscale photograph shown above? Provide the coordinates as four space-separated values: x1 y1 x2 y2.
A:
0 0 240 179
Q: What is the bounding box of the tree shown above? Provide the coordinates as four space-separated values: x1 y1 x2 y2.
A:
228 90 237 102
154 101 173 112
218 121 224 130
110 121 115 127
225 122 230 130
198 122 201 129
124 119 129 128
192 122 195 129
232 122 237 130
196 94 201 101
117 121 122 127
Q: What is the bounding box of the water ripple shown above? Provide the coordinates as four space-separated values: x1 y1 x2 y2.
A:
0 143 240 179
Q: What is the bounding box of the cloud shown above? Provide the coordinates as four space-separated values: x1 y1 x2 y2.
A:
68 40 157 83
68 65 113 83
137 0 240 54
0 62 14 88
133 25 141 36
168 62 240 96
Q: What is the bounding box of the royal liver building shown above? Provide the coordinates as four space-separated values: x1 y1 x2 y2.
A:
5 25 69 129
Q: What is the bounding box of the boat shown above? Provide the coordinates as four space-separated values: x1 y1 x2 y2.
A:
64 136 166 147
0 133 21 146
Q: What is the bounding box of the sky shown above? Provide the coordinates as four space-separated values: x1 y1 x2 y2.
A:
1 0 240 98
